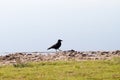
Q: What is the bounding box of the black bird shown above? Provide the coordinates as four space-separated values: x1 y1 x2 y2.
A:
47 39 62 51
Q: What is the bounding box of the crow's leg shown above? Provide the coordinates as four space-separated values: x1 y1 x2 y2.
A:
55 49 57 53
58 49 62 51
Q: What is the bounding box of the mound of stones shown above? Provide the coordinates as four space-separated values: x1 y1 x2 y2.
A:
0 50 120 65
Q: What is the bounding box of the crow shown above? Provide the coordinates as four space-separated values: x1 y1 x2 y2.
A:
47 39 62 51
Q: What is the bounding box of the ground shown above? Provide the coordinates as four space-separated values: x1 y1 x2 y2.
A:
0 57 120 80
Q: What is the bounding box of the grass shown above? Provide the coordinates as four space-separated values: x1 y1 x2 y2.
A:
0 57 120 80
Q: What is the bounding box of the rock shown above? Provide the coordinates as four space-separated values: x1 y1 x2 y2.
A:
115 50 120 55
0 50 120 65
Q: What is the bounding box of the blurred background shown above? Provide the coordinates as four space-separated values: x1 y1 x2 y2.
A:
0 0 120 53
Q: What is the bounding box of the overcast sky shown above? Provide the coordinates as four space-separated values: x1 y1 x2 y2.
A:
0 0 120 53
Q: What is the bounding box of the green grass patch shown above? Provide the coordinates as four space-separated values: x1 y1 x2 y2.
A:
0 59 120 80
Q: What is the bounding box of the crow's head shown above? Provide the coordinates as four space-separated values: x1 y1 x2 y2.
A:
58 39 62 42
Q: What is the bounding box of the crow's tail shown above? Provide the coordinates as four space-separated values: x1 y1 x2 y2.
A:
47 47 51 50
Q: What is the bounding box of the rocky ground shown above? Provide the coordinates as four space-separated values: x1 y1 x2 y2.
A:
0 50 120 66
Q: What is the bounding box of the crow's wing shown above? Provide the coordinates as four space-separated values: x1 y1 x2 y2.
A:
47 43 57 50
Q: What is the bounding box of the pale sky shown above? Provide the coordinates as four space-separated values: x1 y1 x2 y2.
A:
0 0 120 53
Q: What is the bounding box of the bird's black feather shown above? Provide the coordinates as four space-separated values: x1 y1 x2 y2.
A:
47 39 62 50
